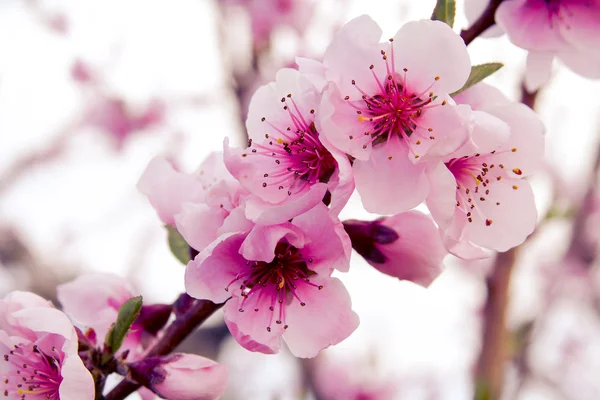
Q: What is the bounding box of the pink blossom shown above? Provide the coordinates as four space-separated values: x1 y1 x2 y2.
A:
344 211 447 287
57 274 171 359
185 204 358 358
1 291 94 399
225 68 354 223
427 84 545 258
494 0 600 90
316 16 472 214
129 354 228 400
138 153 252 252
84 97 165 149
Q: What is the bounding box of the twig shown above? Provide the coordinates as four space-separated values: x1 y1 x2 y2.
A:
460 0 504 46
105 299 224 400
474 85 539 400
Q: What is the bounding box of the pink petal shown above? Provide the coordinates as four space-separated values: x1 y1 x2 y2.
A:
175 203 228 252
137 156 205 225
322 15 384 96
290 204 351 274
558 2 600 49
58 354 95 400
57 273 134 339
392 20 471 95
558 49 600 79
425 162 457 230
224 297 285 354
466 180 537 252
153 354 228 400
373 211 447 287
318 84 373 160
453 83 509 110
525 52 554 92
414 99 470 160
484 102 546 178
495 0 569 51
353 136 429 214
240 223 306 263
243 183 328 225
283 275 359 358
185 233 247 303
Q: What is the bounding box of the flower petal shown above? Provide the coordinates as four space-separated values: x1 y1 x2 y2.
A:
283 276 359 358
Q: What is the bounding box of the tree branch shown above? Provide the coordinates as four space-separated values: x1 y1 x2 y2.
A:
105 299 224 400
460 0 504 46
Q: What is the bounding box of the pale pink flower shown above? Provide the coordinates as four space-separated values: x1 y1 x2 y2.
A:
1 291 94 399
494 0 600 91
343 211 446 287
138 153 252 252
185 204 358 358
427 84 545 258
129 354 228 400
316 16 472 214
225 68 354 223
57 274 171 358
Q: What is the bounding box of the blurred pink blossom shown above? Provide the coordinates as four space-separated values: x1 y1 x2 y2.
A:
0 291 94 399
469 0 600 91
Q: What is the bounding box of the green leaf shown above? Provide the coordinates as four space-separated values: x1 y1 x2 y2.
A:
474 379 492 400
431 0 456 28
451 63 504 97
167 225 191 265
104 296 143 356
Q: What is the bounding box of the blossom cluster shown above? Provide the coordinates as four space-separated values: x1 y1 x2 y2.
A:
138 15 545 358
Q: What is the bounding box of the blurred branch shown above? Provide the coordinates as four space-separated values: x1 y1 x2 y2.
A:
475 248 518 400
0 126 75 196
460 0 503 46
474 85 539 400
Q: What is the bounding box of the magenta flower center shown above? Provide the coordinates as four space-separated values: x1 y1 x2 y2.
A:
2 343 63 399
345 41 443 158
225 241 323 332
249 96 337 196
527 0 593 28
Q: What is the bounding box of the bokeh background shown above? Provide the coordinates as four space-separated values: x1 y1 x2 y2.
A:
2 0 600 399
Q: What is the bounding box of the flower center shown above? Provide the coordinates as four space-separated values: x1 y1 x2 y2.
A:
225 241 323 332
2 344 62 399
446 148 522 226
248 95 337 196
344 40 443 158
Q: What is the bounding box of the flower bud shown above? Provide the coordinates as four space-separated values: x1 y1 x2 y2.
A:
344 211 446 287
129 353 228 400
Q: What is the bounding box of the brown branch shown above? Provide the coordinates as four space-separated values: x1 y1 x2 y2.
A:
105 299 224 400
474 85 539 400
475 248 518 399
460 0 504 46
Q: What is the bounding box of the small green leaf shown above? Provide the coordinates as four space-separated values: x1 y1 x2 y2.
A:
167 225 191 265
431 0 456 28
451 63 504 97
105 296 143 356
474 379 493 400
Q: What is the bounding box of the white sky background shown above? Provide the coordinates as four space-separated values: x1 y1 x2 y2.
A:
2 0 600 399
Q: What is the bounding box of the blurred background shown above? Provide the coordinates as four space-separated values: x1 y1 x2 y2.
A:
2 0 600 399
